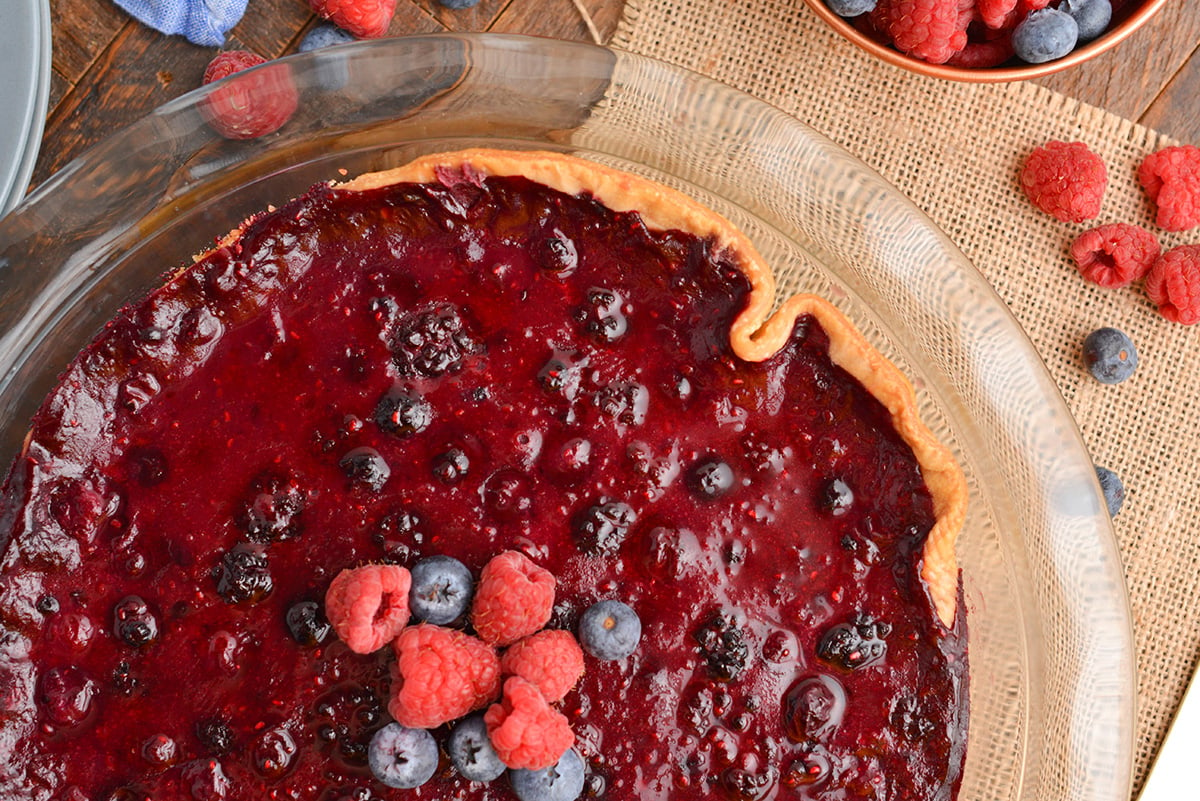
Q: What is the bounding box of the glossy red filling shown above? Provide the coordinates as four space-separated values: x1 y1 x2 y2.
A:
0 172 966 801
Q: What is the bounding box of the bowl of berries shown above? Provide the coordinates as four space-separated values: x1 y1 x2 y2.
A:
0 33 1133 801
803 0 1166 79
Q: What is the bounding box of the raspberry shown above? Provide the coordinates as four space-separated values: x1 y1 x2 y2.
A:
870 0 969 65
484 677 575 770
977 0 1017 29
472 551 556 647
200 51 298 140
1020 141 1107 223
1070 223 1160 288
307 0 397 38
500 630 585 704
1138 146 1200 232
324 564 412 654
1145 245 1200 325
389 624 501 729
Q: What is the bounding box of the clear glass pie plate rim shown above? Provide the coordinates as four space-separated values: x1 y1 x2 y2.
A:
0 33 1134 801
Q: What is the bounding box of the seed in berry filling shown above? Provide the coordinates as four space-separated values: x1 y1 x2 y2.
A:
572 500 637 555
374 388 433 436
686 457 735 499
340 447 390 492
817 615 890 670
113 595 159 647
214 544 273 605
285 600 332 646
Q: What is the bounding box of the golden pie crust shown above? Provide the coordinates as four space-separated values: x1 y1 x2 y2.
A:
338 148 967 627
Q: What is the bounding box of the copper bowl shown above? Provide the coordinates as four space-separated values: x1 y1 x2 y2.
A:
801 0 1166 81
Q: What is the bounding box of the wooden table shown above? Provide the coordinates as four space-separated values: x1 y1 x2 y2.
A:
37 0 1200 191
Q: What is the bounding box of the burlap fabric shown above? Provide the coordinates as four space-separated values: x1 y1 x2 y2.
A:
611 0 1197 795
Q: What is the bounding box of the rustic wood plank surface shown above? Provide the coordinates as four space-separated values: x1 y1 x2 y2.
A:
33 0 1200 190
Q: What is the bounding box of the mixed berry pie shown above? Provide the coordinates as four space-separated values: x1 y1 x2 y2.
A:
0 149 969 801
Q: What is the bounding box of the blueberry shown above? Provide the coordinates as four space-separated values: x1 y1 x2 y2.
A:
390 302 481 377
374 389 433 437
824 0 876 16
686 457 734 499
447 714 506 782
1060 0 1112 41
579 600 642 661
509 748 586 801
576 288 628 343
1082 327 1137 384
432 447 470 484
340 447 391 492
285 600 332 646
298 22 356 52
1012 8 1079 63
409 555 474 625
1095 465 1125 516
367 723 438 789
113 595 158 647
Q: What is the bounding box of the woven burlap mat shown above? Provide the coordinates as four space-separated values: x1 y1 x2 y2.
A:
611 0 1197 793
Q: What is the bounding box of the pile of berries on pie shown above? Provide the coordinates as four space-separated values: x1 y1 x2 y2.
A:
324 551 641 799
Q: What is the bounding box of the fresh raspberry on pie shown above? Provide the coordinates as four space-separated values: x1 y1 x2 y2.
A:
200 50 298 140
1138 145 1200 232
324 564 412 654
485 676 575 770
500 630 585 703
472 550 556 646
1070 223 1160 288
1020 141 1107 223
1145 244 1200 324
389 624 501 729
307 0 396 38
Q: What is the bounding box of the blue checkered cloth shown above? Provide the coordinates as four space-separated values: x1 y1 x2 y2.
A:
114 0 249 47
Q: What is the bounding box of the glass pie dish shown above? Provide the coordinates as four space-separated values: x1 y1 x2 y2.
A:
0 33 1134 801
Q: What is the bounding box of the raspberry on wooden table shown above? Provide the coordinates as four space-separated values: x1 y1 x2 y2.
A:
307 0 396 38
389 624 501 729
485 676 575 770
1020 141 1107 223
1138 145 1200 232
1070 223 1160 288
1145 245 1200 324
200 50 298 140
472 551 556 646
500 630 585 704
324 564 412 654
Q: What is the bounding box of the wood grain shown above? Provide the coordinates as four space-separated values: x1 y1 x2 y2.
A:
29 0 1200 201
1037 2 1200 144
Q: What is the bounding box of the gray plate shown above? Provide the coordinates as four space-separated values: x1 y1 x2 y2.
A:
0 0 50 215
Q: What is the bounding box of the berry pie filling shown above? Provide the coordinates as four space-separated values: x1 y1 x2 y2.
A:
0 150 967 800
